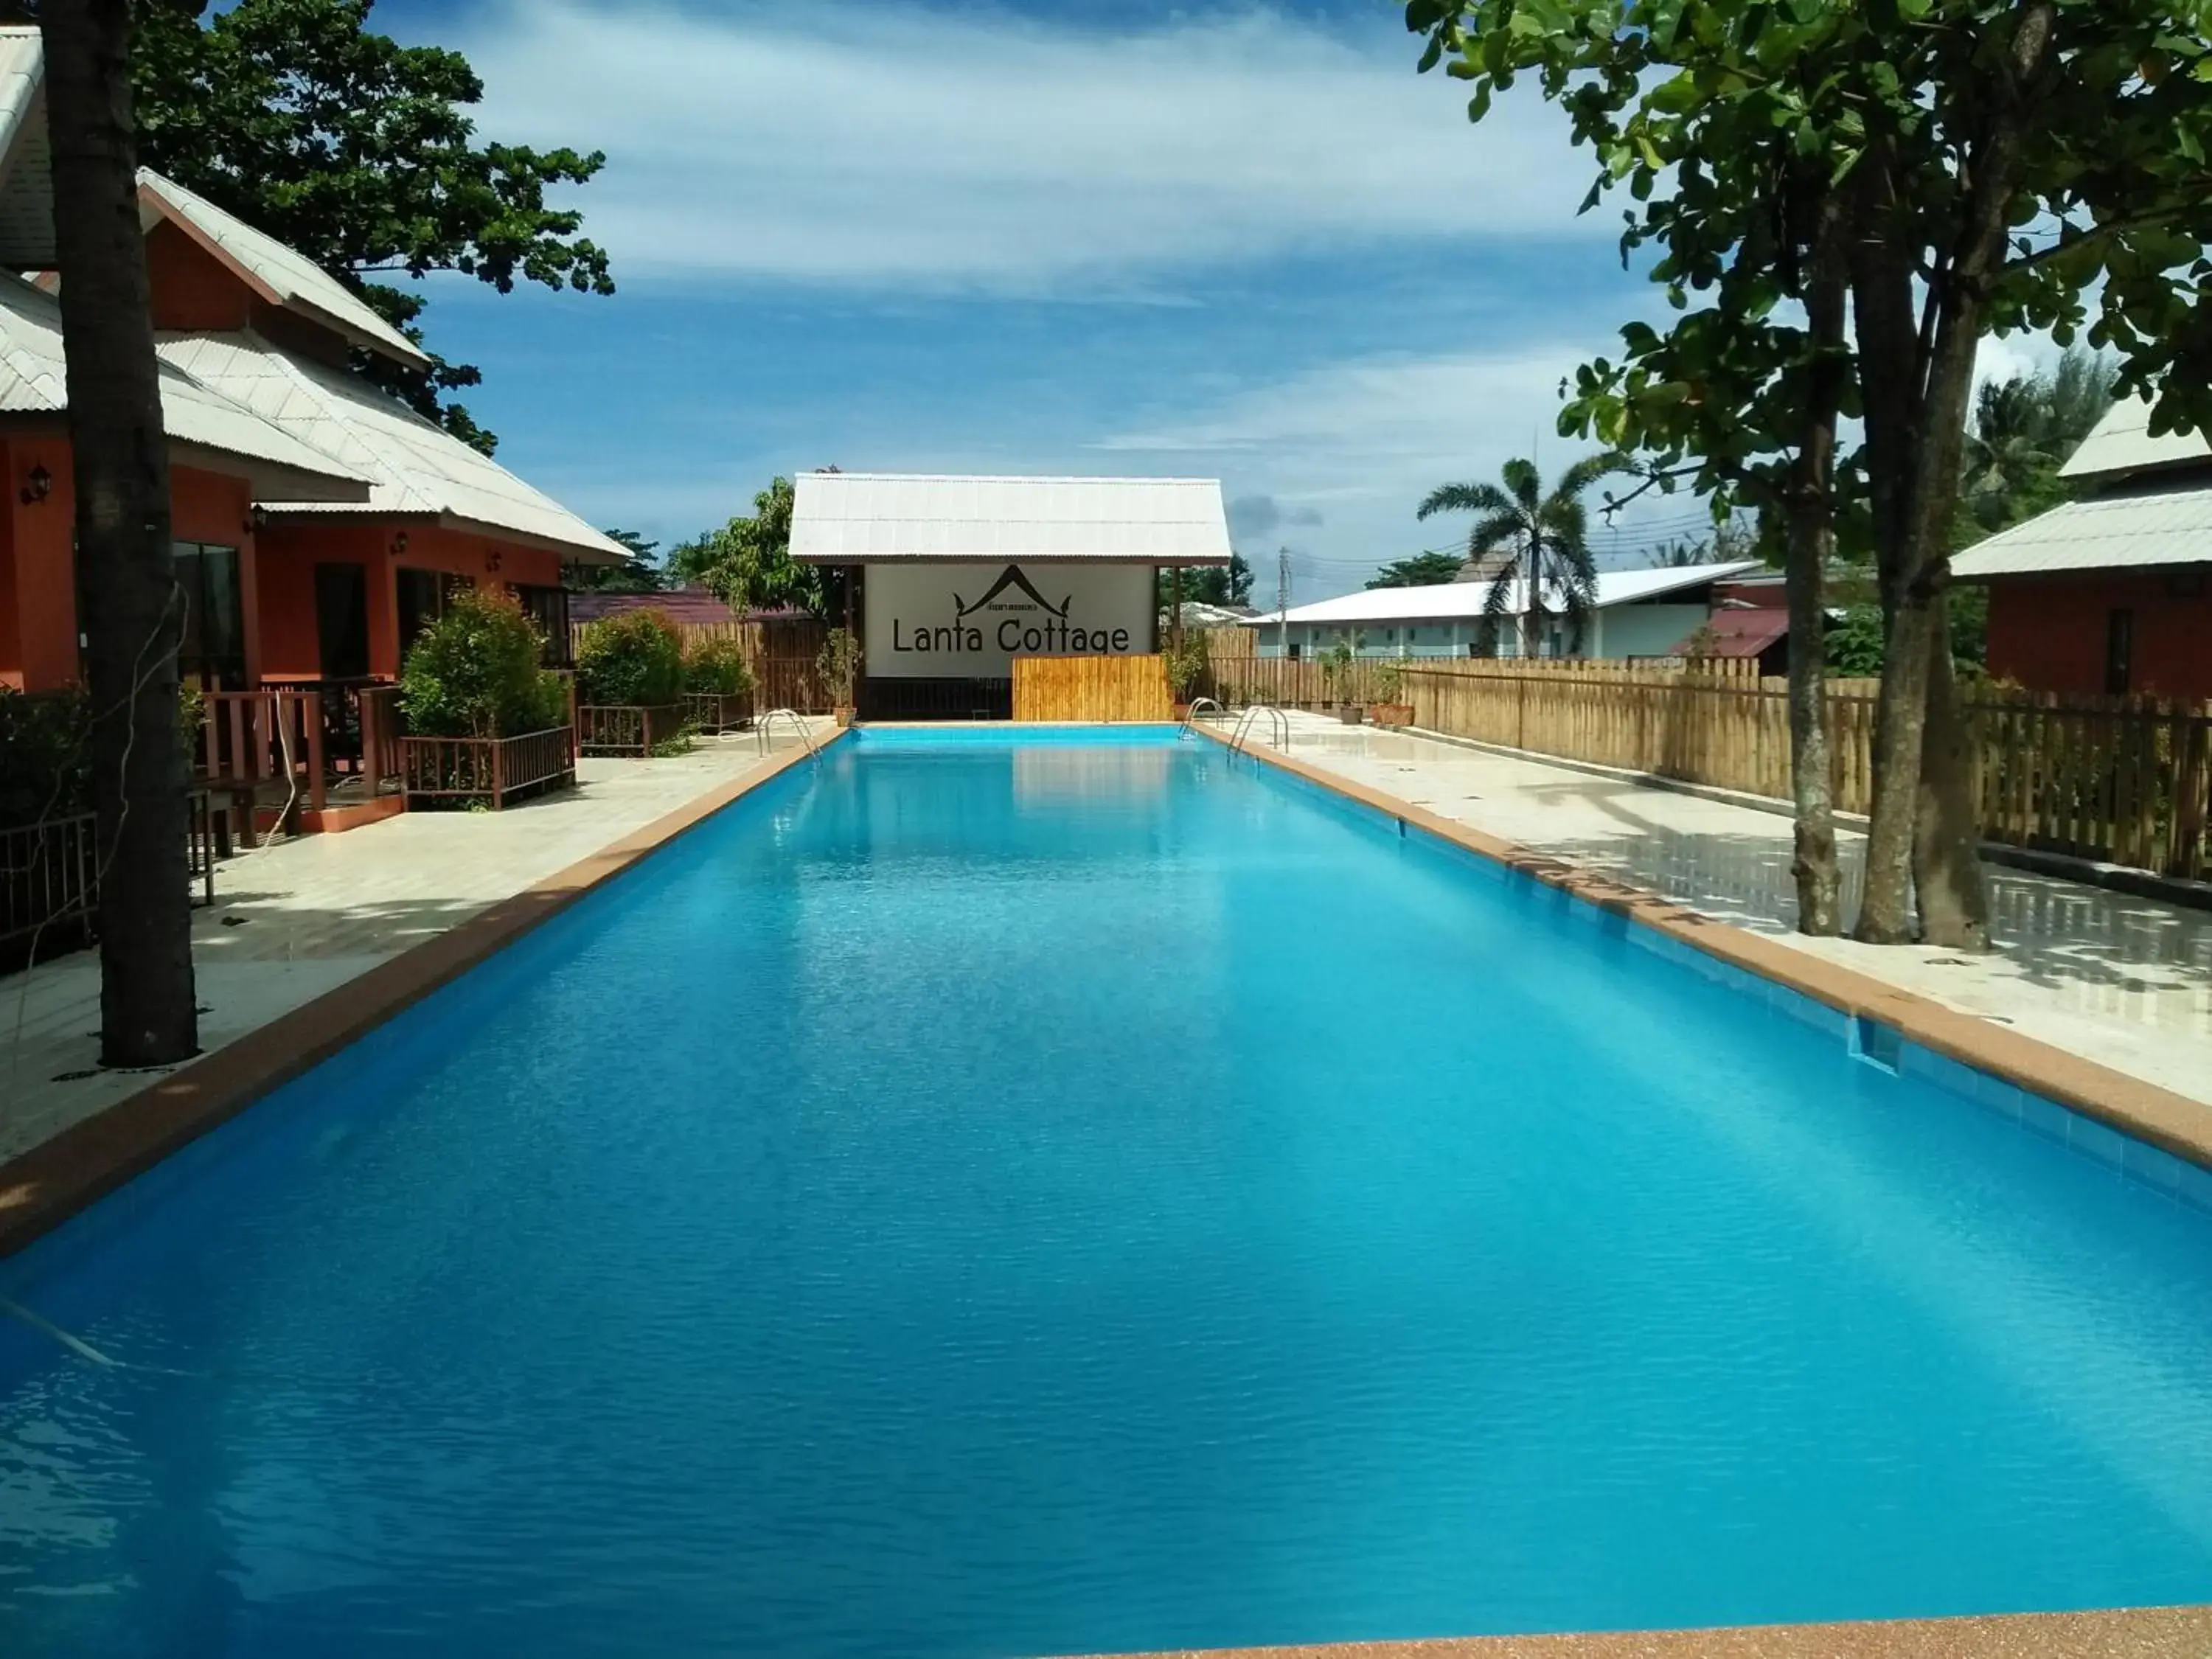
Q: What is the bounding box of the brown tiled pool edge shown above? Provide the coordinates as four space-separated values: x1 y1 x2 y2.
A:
1075 1603 2212 1659
1205 728 2212 1175
0 734 842 1259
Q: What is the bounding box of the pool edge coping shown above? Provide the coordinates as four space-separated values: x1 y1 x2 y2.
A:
0 733 844 1261
1199 727 2212 1175
1071 1602 2212 1658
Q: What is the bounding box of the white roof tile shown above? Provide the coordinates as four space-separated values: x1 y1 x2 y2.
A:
2060 395 2210 482
790 471 1233 564
159 330 630 563
138 170 433 371
1247 562 1762 627
1952 479 2212 579
0 274 365 499
0 27 52 267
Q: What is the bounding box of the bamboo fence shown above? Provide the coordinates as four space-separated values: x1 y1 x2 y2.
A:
1337 659 2209 883
571 616 833 712
1012 654 1174 722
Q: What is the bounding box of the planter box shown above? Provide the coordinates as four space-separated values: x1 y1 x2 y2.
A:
1370 702 1415 728
400 728 577 808
577 704 686 757
1338 704 1366 726
681 690 753 734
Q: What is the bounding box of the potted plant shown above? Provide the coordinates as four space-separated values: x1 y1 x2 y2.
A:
1320 639 1363 724
1162 630 1209 718
681 635 756 733
574 610 689 755
397 589 576 807
818 627 863 726
1369 658 1415 728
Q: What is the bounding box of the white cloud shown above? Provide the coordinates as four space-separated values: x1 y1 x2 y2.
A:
1091 347 1672 596
459 1 1601 292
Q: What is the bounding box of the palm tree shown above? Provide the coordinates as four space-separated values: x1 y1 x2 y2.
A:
1416 454 1625 657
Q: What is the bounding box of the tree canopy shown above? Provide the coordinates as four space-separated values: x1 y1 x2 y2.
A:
571 530 671 594
1155 552 1256 609
133 0 613 454
668 479 827 616
1408 0 2212 947
1958 348 2118 542
1366 550 1467 588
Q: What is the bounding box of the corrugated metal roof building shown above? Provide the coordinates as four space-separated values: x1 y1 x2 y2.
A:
1954 397 2212 698
1239 563 1760 661
790 471 1232 717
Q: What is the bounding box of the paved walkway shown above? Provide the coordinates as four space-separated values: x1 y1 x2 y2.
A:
1259 715 2212 1111
0 729 827 1166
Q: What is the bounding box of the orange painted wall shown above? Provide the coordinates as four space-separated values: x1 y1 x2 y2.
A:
254 519 564 679
1983 571 2212 700
0 437 76 691
0 439 262 692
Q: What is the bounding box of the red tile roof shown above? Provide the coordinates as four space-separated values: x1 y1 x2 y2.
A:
1677 608 1791 658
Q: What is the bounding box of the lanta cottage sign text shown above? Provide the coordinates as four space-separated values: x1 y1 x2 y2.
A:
866 562 1152 678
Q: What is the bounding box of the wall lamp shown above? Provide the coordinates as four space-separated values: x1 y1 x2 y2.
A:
20 463 51 506
391 531 410 555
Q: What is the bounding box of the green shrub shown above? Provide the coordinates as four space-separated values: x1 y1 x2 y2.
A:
683 635 754 697
0 686 90 826
576 610 686 707
1161 631 1209 700
400 588 568 738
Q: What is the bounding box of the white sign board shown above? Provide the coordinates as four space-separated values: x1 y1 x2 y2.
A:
864 562 1154 679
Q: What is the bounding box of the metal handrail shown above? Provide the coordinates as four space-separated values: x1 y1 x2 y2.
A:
1228 703 1290 756
1178 696 1224 739
754 708 824 766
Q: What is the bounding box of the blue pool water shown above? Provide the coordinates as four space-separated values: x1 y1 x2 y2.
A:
4 730 2211 1658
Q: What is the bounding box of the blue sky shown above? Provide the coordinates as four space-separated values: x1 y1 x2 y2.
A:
369 0 1739 599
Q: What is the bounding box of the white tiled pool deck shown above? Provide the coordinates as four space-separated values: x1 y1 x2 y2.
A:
1243 713 2212 1114
0 729 830 1166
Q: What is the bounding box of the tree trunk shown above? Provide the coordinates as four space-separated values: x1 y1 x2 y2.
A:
1912 599 1990 950
43 0 198 1066
1784 207 1847 936
1854 586 1940 943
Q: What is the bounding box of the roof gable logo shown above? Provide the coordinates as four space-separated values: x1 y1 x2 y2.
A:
953 564 1069 619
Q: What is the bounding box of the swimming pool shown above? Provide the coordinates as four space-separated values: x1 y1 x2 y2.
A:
3 728 2210 1657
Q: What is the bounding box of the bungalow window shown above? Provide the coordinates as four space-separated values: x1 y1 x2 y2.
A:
2105 608 2134 695
396 567 467 657
174 542 246 689
515 584 573 668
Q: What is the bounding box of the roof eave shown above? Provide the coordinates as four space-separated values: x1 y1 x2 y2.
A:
257 504 630 565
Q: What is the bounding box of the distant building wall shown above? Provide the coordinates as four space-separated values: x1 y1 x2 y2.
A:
1983 570 2212 698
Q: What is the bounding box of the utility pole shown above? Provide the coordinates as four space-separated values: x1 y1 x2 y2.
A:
1276 546 1291 658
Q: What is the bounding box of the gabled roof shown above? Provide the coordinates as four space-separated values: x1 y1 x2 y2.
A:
0 273 366 501
0 28 51 268
2059 396 2210 484
158 329 630 563
1248 562 1761 627
790 471 1234 564
1952 476 2212 580
137 170 433 372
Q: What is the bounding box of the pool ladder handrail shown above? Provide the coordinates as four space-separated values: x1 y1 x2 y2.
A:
1228 703 1290 756
1178 696 1224 740
755 708 824 766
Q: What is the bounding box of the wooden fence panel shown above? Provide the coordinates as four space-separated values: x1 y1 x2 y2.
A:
1012 655 1173 722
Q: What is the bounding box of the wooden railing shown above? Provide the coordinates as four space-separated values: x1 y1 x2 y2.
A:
1012 654 1173 722
577 703 684 757
398 726 577 808
1371 659 2212 883
681 691 753 734
198 681 408 832
2 793 218 970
